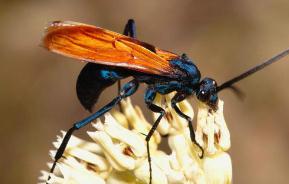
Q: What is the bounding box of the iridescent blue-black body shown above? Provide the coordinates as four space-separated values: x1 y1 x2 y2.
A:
76 55 202 112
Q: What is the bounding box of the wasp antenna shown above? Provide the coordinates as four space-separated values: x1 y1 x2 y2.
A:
217 48 289 92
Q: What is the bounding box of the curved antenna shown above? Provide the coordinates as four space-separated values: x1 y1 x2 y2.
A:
217 48 289 92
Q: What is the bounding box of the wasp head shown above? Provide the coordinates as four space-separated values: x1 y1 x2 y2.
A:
196 78 218 110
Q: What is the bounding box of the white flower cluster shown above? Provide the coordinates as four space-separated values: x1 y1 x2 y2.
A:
39 93 232 184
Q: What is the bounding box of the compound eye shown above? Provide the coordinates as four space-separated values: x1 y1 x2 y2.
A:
197 89 210 102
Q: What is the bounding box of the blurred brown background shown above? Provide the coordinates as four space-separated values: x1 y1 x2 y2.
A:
1 0 289 183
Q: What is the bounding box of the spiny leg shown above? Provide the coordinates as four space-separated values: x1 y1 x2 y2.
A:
144 87 165 184
171 92 204 158
117 19 137 111
46 79 139 183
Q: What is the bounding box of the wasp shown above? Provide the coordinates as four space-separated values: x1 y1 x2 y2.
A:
43 19 289 183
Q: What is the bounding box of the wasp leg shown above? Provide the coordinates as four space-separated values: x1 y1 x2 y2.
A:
171 92 204 158
144 87 165 184
123 19 137 38
117 19 137 111
46 79 139 183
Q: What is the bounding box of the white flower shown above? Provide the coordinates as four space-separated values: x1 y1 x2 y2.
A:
39 93 232 184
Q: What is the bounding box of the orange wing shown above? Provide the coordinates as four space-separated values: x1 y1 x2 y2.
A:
43 21 180 76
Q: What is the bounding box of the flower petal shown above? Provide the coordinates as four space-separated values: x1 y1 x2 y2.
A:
101 113 146 157
88 131 136 171
202 152 232 184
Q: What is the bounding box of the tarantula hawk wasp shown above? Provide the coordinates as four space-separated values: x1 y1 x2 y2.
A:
43 19 289 184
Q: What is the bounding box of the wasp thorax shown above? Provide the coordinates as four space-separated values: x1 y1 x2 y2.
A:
196 78 218 110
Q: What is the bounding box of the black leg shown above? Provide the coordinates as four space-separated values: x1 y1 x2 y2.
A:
46 79 139 183
144 87 165 184
171 92 204 158
123 19 137 38
117 19 137 111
